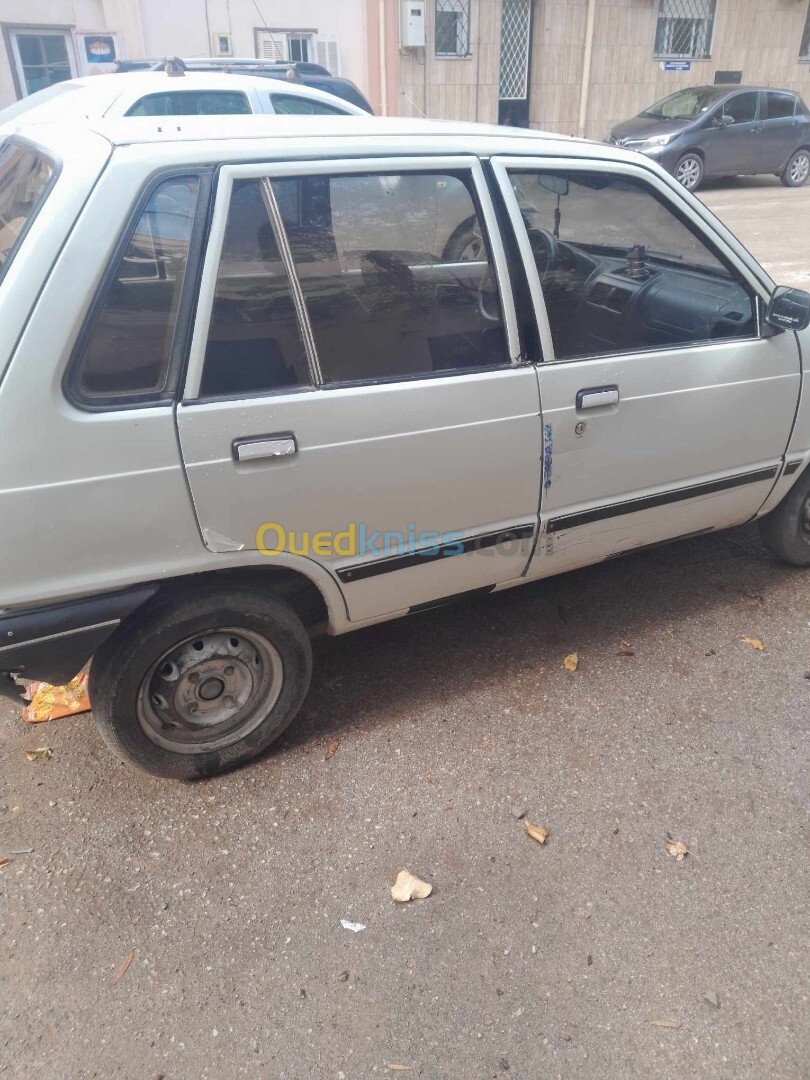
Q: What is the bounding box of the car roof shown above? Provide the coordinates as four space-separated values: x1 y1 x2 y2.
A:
10 113 641 168
679 84 797 95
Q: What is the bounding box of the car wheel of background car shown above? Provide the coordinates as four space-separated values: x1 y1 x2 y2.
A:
674 153 704 192
88 586 313 779
780 149 810 188
757 466 810 567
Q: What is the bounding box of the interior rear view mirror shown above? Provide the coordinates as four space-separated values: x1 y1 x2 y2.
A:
538 175 569 197
765 285 810 333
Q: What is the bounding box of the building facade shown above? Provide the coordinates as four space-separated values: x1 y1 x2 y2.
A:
397 0 810 138
0 0 376 110
2 0 810 140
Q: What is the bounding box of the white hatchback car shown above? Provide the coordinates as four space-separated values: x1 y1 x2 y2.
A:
0 70 363 138
1 115 809 779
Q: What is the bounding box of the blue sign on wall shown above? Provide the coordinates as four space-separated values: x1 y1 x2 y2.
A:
663 60 692 71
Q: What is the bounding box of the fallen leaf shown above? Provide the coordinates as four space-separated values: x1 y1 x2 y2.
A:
114 950 135 984
741 636 766 651
649 1019 681 1029
704 991 720 1008
391 869 432 903
0 858 11 870
383 1066 413 1072
524 820 549 845
25 747 53 762
325 738 340 761
665 833 689 861
340 919 366 933
617 648 635 657
563 652 579 671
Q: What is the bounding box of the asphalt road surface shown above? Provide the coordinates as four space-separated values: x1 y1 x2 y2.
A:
1 180 808 1080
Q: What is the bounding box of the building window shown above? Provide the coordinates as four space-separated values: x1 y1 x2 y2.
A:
654 0 716 60
435 0 471 58
9 29 75 97
800 3 810 61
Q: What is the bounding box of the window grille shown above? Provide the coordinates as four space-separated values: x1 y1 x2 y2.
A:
800 2 810 60
654 0 716 59
499 0 532 99
435 0 471 57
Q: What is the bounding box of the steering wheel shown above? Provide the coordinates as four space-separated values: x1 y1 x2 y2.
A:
526 226 560 280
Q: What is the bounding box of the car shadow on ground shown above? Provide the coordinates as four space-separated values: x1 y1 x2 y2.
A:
276 521 791 754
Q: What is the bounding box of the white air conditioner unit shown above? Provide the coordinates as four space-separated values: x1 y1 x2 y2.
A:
401 0 426 47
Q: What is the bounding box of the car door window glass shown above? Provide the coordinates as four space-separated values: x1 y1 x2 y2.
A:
270 171 509 384
201 179 312 398
126 91 251 116
721 92 758 124
509 170 756 361
764 92 795 120
270 93 345 116
72 176 199 400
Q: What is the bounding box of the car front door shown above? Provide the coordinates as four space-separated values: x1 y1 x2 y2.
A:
759 91 800 173
177 156 542 623
492 156 800 577
701 91 762 175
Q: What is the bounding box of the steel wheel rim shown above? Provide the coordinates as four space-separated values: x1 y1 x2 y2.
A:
789 153 809 185
676 158 700 189
137 628 284 754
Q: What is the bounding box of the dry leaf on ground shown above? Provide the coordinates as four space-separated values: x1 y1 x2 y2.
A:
23 674 91 723
0 858 11 870
325 738 340 760
563 652 579 671
391 869 432 903
665 834 689 861
617 648 636 657
741 636 766 651
649 1019 681 1029
25 747 53 762
524 820 549 845
114 950 135 984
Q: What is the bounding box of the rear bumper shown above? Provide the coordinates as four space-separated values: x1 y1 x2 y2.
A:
0 584 156 702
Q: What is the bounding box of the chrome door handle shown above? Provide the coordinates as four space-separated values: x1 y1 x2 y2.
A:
232 434 297 462
576 385 619 409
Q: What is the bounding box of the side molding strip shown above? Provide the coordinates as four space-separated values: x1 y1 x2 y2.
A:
546 466 779 534
337 525 535 584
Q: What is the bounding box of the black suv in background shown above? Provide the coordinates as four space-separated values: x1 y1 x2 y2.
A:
116 57 374 114
607 85 810 191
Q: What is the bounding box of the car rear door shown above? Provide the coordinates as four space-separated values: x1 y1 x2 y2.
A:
492 155 800 578
759 91 801 172
177 156 542 623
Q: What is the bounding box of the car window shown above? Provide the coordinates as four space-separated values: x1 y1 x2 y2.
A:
269 93 345 116
0 142 54 283
509 169 756 362
126 91 252 116
72 176 199 400
641 87 728 121
273 171 509 383
201 179 312 398
764 92 795 120
720 92 759 124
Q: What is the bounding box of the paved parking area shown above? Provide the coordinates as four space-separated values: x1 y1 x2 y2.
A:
1 180 809 1080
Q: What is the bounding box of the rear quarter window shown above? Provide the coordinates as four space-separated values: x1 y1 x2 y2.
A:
0 141 55 284
126 91 252 117
269 93 346 116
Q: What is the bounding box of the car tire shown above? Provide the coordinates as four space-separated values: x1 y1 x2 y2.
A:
89 585 313 779
780 149 810 188
757 466 810 567
673 153 704 192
